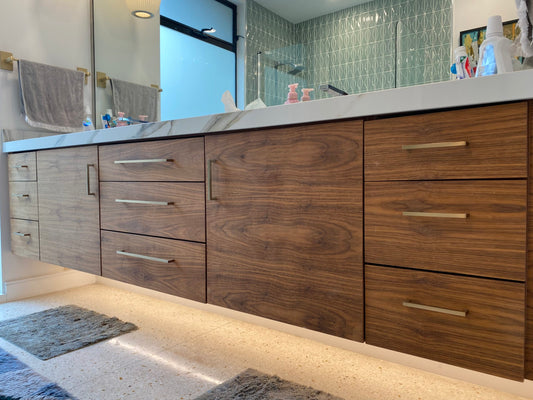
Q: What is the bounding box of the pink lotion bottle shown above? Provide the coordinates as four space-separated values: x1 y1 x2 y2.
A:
285 83 299 104
301 88 314 101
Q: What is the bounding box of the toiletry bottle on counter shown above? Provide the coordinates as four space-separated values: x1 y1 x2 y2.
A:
301 88 314 101
285 83 299 104
475 15 513 77
82 106 93 131
451 46 472 79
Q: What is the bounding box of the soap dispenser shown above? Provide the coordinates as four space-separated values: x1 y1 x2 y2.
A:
285 83 299 104
301 88 314 102
475 15 513 77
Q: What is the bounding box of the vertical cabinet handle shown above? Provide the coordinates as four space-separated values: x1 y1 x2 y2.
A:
207 159 217 201
86 164 96 196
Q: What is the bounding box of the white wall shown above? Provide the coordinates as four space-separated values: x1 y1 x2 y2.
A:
0 0 92 287
453 0 518 48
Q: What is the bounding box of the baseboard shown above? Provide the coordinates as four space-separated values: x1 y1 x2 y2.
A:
4 270 96 302
96 276 533 399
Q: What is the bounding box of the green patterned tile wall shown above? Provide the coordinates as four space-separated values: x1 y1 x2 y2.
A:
246 0 453 106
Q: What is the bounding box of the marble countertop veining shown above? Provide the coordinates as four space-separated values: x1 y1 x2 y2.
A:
4 69 533 153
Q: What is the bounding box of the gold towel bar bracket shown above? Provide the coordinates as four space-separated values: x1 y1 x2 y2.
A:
1 51 18 71
77 67 91 85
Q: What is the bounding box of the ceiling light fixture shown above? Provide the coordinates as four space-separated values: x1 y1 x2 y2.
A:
125 0 161 19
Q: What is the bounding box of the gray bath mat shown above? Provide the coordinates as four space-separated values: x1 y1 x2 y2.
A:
0 346 76 399
0 305 137 360
194 368 344 400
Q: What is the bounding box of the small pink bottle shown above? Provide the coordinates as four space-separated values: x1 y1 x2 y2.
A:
117 111 128 127
285 83 299 104
301 88 314 102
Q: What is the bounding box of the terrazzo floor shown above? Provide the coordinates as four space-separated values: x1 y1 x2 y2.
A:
0 283 531 400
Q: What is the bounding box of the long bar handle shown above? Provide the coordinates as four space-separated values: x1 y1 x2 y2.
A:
207 160 217 201
402 141 468 151
116 250 174 264
403 211 468 219
403 301 467 317
115 199 174 206
114 158 173 164
86 164 95 196
12 193 30 198
14 232 31 237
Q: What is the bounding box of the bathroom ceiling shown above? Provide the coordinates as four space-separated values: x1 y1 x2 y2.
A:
253 0 374 24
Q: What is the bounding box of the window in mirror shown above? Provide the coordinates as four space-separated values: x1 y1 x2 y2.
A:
161 26 236 120
160 0 236 120
160 0 235 44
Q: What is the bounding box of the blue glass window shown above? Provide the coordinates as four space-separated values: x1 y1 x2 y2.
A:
160 26 236 120
160 0 236 120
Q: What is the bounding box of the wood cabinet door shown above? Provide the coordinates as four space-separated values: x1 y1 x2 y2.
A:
205 121 364 341
37 146 101 275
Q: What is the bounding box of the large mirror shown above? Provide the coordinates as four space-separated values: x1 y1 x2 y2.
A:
93 0 522 127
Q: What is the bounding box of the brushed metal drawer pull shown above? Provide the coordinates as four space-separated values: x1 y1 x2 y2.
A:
403 301 467 317
115 199 174 206
14 232 31 237
114 158 173 164
13 193 30 198
402 141 468 151
116 250 174 264
14 164 29 168
207 159 217 201
402 211 469 219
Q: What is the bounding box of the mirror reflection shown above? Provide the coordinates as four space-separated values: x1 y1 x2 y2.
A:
93 0 523 127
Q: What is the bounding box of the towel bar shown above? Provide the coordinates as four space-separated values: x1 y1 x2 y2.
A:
1 51 18 71
97 71 163 92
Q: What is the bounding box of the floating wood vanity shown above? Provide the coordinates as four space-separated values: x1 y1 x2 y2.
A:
5 72 533 382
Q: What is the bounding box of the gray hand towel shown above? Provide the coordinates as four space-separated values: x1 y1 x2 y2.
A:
111 78 159 122
18 59 85 132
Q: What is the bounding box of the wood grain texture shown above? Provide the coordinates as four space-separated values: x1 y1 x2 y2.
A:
206 121 364 341
10 219 39 260
526 100 533 379
365 180 527 281
100 182 205 242
365 265 525 380
365 102 528 181
8 152 36 181
9 182 38 220
101 231 206 302
99 137 204 182
37 147 101 275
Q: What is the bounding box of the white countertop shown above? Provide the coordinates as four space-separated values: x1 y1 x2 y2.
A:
4 69 533 153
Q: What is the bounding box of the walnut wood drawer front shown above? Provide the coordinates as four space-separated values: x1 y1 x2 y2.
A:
101 231 205 302
9 182 38 220
100 182 205 242
10 219 39 260
99 138 204 182
8 152 37 181
365 102 527 181
365 180 526 281
365 265 525 380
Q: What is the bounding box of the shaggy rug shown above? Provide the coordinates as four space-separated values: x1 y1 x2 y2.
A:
0 347 76 399
0 305 137 360
194 368 344 400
